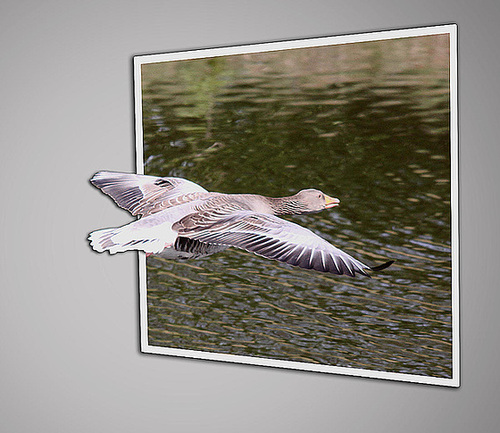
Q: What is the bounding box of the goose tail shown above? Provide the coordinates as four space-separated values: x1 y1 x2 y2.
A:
88 226 164 255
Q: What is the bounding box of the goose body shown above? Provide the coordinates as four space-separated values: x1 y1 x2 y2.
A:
88 171 393 277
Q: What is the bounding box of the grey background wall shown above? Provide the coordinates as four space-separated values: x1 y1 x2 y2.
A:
1 1 499 432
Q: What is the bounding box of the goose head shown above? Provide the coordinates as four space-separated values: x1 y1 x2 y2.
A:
290 189 340 213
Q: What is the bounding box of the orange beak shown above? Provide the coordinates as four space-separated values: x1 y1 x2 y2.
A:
325 194 340 209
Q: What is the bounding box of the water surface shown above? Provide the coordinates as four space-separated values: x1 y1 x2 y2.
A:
141 35 453 378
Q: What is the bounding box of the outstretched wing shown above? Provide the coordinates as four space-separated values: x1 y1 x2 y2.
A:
174 211 374 277
90 171 210 217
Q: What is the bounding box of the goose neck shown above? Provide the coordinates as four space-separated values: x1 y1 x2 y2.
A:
268 196 305 215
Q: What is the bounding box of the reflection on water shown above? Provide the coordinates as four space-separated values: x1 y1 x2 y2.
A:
141 35 453 378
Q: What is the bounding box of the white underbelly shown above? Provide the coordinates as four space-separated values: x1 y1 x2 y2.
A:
128 201 204 254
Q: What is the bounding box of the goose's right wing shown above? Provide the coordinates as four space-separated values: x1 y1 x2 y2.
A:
90 171 210 217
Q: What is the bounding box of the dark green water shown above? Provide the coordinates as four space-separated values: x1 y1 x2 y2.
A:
141 35 453 378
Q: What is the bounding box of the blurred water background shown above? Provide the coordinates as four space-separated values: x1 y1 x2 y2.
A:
140 34 453 378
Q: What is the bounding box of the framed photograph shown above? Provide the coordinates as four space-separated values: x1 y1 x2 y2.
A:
129 24 458 386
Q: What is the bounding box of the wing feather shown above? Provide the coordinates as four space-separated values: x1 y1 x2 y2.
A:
175 211 371 277
90 171 209 217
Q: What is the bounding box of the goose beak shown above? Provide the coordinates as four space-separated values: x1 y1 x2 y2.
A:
325 195 340 209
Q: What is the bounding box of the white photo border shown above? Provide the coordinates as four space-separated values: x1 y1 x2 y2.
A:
134 24 459 387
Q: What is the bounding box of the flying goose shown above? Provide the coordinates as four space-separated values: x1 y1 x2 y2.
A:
88 171 393 277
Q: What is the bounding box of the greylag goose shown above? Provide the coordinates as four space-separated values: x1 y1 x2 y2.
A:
88 171 393 277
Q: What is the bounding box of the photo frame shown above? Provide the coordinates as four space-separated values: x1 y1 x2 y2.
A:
133 24 459 386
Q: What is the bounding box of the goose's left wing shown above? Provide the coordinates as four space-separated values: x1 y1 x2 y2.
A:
174 211 392 277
